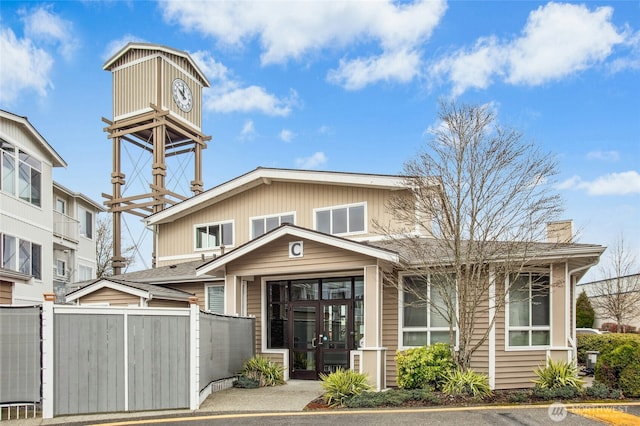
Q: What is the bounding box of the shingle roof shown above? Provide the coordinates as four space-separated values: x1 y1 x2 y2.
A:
111 259 215 283
66 277 194 301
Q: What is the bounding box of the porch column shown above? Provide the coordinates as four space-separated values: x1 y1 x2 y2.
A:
224 275 243 316
360 265 386 390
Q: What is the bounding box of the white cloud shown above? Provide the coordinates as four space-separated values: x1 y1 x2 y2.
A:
318 125 334 136
558 171 640 195
240 120 256 141
279 129 295 143
0 28 54 104
328 49 421 90
160 0 447 89
21 5 80 61
430 3 627 95
295 152 327 169
586 150 620 162
191 50 298 116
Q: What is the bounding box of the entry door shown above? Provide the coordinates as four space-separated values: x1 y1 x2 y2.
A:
290 302 351 379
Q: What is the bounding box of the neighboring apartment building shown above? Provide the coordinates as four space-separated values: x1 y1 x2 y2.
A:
68 167 605 391
0 110 103 305
577 273 640 331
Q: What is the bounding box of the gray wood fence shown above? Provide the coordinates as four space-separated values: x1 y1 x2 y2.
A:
2 298 256 419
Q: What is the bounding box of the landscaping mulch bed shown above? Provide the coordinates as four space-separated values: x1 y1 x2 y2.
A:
304 388 633 411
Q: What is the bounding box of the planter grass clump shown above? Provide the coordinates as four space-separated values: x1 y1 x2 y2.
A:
320 368 372 407
442 368 492 398
345 388 438 408
238 355 285 387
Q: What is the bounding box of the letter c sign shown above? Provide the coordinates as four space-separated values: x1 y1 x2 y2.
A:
289 241 303 258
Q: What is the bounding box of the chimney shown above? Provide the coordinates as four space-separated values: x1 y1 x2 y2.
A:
547 220 573 244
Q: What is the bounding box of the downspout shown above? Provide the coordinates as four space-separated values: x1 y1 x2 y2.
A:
567 260 600 362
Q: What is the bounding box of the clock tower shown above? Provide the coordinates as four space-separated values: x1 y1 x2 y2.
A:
102 43 211 274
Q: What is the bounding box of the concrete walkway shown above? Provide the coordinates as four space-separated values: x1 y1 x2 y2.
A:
200 380 324 412
7 380 324 425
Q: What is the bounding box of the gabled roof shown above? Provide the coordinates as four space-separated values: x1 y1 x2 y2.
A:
196 224 401 276
65 277 194 303
111 259 219 283
0 110 66 168
103 42 210 87
53 181 106 212
146 167 412 225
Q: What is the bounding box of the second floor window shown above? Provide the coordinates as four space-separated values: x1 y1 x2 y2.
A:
79 207 93 239
251 212 295 238
314 203 366 235
1 140 42 207
195 222 233 249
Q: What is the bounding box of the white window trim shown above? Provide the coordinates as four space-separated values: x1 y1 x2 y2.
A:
56 259 66 277
504 271 553 351
249 211 296 239
78 206 94 240
313 202 367 236
55 198 66 214
397 272 459 351
204 282 225 314
193 220 235 251
260 278 289 380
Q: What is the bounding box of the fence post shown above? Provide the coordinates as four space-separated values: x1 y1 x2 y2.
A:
189 297 200 410
41 293 55 419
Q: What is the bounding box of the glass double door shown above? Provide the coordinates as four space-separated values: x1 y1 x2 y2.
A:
290 301 351 379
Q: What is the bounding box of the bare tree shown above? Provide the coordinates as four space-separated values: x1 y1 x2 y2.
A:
96 215 136 278
590 234 640 332
377 100 563 370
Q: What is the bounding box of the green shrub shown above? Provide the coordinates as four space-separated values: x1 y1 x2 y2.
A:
320 368 372 407
506 390 531 403
532 385 581 400
441 368 492 398
594 340 640 397
532 359 584 390
239 355 285 387
577 333 640 364
395 343 454 390
345 388 438 408
584 381 617 399
233 376 259 388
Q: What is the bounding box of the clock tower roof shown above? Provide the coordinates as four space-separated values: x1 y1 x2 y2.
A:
103 42 210 88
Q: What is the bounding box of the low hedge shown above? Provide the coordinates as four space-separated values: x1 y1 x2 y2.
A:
577 333 640 364
595 340 640 398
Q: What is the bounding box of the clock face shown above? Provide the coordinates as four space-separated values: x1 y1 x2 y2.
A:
172 78 193 112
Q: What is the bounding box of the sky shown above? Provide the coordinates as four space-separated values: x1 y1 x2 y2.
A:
0 0 638 281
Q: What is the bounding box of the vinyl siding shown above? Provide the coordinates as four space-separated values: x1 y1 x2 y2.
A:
382 282 399 386
156 182 412 262
147 299 188 308
161 282 206 310
0 281 12 304
78 287 140 306
226 238 373 277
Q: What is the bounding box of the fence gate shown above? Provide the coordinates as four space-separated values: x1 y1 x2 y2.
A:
53 307 190 416
0 306 42 419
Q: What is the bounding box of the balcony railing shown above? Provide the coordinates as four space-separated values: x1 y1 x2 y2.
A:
53 210 79 243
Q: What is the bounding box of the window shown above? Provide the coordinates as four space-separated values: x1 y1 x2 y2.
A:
56 259 66 277
267 281 289 349
1 233 41 279
195 222 233 249
314 203 366 235
56 198 66 214
1 139 15 196
79 207 93 239
251 212 295 238
206 285 225 314
508 273 550 347
78 265 94 281
401 274 457 347
18 150 41 207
